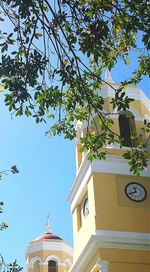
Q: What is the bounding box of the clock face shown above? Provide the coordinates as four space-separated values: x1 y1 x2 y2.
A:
83 198 89 217
125 182 147 202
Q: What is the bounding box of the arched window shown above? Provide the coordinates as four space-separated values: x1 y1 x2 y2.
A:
33 260 40 272
119 111 136 147
48 260 58 272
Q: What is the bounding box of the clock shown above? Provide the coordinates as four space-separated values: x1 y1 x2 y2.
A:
125 182 147 202
82 198 89 217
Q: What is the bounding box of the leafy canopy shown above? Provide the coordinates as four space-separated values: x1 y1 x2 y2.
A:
0 0 149 175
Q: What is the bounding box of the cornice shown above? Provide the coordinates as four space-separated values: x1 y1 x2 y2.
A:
26 240 73 256
68 155 150 212
99 84 150 112
69 230 150 272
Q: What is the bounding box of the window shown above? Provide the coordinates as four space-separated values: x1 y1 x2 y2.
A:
80 196 89 225
48 260 58 272
33 261 40 272
119 112 136 147
82 198 89 218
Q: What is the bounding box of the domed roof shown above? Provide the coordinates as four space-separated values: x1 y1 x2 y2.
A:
33 215 63 242
34 232 63 241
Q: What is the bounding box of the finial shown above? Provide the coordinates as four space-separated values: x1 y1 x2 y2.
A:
105 68 114 83
45 214 52 233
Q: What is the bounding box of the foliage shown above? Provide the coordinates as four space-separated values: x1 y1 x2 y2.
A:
123 150 148 176
0 0 149 175
0 166 19 180
0 165 19 230
0 257 22 272
0 167 21 272
0 201 8 231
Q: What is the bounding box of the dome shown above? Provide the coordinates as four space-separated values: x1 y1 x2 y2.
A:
32 215 63 242
34 215 63 242
34 232 63 241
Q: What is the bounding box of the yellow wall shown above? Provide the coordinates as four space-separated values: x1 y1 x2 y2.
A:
27 248 72 263
76 144 82 169
26 240 72 272
93 173 150 232
72 172 150 261
84 248 150 272
72 175 96 260
102 94 150 118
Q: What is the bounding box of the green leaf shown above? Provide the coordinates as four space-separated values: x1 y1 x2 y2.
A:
35 33 43 39
88 154 94 162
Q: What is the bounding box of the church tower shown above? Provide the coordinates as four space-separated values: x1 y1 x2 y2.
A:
68 71 150 272
26 217 73 272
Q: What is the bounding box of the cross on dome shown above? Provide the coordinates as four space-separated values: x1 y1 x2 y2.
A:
45 214 52 233
33 215 62 241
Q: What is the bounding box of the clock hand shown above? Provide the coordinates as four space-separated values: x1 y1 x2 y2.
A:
133 186 137 193
128 192 134 195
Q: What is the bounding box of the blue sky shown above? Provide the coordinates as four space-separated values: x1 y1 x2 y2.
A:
0 100 75 268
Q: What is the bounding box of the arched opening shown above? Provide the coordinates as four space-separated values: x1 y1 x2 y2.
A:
119 111 136 147
33 260 40 272
64 259 72 271
48 260 58 272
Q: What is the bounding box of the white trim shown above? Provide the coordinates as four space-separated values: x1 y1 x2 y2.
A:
98 260 109 272
26 241 73 256
95 230 150 245
40 262 47 266
98 84 150 112
64 258 72 267
74 121 82 143
29 256 42 268
105 69 114 83
45 255 61 264
69 230 150 272
58 263 66 267
68 155 150 211
40 261 65 267
113 107 145 121
69 156 92 211
144 113 150 122
69 236 96 272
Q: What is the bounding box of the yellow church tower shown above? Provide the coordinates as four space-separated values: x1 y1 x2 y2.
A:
68 71 150 272
26 216 73 272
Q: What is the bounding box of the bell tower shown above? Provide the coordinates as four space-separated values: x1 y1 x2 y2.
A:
26 216 73 272
68 72 150 272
